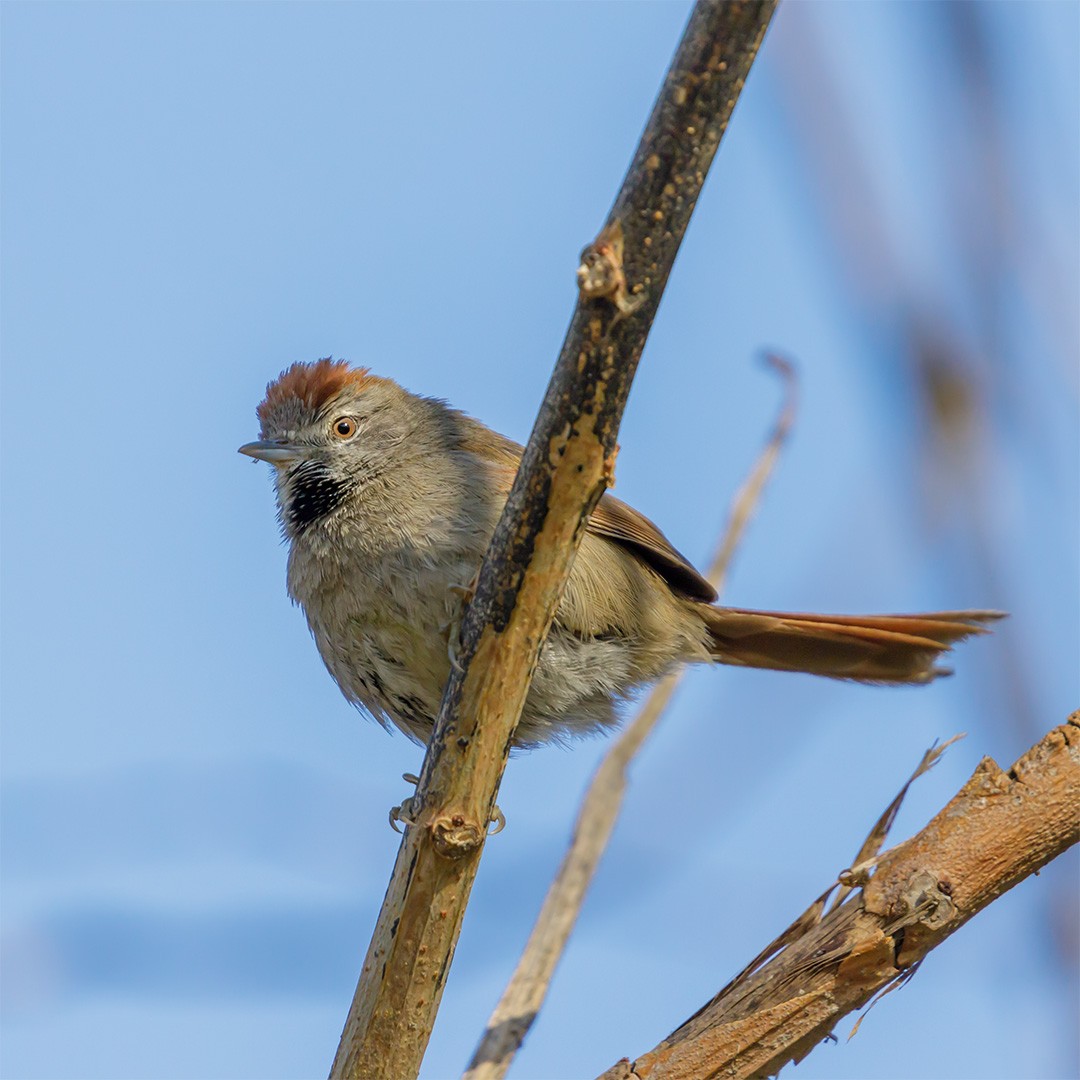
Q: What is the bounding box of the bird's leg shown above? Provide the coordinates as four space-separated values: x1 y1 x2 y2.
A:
441 574 479 674
440 582 507 831
414 575 509 836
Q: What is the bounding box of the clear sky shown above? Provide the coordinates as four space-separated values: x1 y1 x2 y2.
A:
2 3 1077 1079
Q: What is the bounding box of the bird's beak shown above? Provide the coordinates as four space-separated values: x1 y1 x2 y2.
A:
238 439 308 466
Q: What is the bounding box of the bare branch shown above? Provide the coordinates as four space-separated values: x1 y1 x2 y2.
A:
329 4 778 1077
599 713 1080 1080
464 355 797 1080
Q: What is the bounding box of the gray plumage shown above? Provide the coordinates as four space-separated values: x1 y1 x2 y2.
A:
241 359 1000 747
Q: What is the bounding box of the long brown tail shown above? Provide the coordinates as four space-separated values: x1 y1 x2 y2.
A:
703 607 1003 684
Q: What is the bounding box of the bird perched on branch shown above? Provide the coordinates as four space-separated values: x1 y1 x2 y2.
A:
240 358 1000 747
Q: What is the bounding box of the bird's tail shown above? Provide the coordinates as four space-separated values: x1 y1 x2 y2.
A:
702 607 1003 683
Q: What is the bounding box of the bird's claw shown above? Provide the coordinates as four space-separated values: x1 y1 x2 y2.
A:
389 800 418 833
488 806 506 835
448 580 477 603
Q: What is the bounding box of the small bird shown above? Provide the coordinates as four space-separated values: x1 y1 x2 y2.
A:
241 358 1000 747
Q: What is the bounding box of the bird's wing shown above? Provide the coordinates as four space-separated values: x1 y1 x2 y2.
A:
587 491 716 602
452 413 716 603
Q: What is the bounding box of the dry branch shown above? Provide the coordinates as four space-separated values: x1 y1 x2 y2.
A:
599 712 1080 1080
329 4 777 1078
464 356 797 1080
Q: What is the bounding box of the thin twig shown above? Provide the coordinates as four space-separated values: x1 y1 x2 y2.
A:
464 356 797 1080
708 354 798 593
719 732 964 995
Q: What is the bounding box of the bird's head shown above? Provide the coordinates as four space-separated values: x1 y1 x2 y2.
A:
240 358 417 538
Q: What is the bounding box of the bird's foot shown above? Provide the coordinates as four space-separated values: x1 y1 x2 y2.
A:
389 772 422 833
389 773 506 836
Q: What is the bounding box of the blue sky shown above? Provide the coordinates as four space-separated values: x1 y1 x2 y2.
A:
2 3 1077 1079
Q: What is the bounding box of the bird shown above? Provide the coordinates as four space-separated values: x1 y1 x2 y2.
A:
240 358 1000 747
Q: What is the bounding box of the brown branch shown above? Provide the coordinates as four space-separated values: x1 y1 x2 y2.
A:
464 355 797 1080
599 712 1080 1080
328 4 778 1078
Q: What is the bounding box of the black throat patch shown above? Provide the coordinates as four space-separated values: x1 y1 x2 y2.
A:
286 461 351 532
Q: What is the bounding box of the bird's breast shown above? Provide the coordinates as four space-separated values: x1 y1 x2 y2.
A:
286 539 474 740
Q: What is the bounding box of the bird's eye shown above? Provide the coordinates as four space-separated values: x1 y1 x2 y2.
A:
332 417 357 439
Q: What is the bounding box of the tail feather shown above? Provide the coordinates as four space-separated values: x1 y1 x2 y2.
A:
703 607 1003 684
